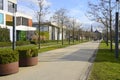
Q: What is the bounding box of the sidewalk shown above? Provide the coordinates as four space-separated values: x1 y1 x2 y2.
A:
0 41 100 80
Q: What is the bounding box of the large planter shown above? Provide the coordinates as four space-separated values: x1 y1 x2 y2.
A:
0 62 19 76
0 49 19 76
16 47 38 67
19 57 38 67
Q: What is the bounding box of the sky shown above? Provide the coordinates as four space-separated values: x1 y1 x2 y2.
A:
17 0 102 31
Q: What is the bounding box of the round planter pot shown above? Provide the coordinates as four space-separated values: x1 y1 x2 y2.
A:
0 62 19 76
19 57 38 67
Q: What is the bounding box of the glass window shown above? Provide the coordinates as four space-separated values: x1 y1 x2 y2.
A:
41 26 49 31
0 13 4 24
8 1 17 13
0 0 3 10
16 17 22 26
22 17 28 26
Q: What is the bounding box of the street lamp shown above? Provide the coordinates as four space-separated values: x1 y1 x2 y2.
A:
38 12 41 49
115 0 119 59
12 4 16 50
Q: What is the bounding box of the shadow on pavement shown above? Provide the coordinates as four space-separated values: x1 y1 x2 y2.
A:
39 49 98 63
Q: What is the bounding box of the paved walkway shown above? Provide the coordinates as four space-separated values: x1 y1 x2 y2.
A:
0 41 100 80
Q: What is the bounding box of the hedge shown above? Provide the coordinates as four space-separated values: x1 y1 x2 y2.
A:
16 41 30 46
0 42 12 47
0 41 30 47
16 47 38 58
0 49 19 64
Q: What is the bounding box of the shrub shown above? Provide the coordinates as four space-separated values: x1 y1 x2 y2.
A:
30 35 38 44
0 28 10 42
16 41 30 46
0 42 12 47
0 49 19 64
16 47 38 58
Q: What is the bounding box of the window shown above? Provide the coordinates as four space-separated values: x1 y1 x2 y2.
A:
8 1 17 13
0 0 3 10
22 17 28 26
52 27 55 40
16 17 22 26
0 13 4 24
41 26 49 31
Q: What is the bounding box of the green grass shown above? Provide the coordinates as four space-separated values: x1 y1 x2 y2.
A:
39 45 67 53
39 40 88 53
0 40 89 53
89 42 120 80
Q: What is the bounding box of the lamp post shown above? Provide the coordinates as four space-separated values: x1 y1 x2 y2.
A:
12 4 16 50
115 0 119 59
61 20 64 45
38 12 41 49
72 18 75 44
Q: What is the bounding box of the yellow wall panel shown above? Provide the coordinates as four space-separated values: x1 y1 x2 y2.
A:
6 14 13 21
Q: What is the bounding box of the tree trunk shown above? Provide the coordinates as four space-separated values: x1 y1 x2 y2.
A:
109 0 113 51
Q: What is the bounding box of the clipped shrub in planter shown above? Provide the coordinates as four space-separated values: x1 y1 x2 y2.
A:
16 47 38 67
0 49 19 76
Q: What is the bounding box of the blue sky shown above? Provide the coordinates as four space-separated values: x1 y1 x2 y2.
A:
18 0 91 22
17 0 102 31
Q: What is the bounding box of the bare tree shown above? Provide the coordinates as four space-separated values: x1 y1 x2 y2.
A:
87 0 115 51
52 8 68 45
76 23 82 42
35 0 50 49
64 17 73 45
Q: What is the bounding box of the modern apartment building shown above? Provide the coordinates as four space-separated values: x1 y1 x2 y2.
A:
33 22 66 40
0 0 36 41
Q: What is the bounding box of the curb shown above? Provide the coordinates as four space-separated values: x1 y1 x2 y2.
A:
79 47 98 80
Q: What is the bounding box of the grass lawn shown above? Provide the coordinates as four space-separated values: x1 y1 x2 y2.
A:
0 40 89 53
89 42 120 80
38 40 88 53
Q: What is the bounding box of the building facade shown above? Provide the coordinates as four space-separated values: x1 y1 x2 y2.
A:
0 0 36 41
33 22 66 40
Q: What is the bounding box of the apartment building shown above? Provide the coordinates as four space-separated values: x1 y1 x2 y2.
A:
33 22 66 40
0 0 36 41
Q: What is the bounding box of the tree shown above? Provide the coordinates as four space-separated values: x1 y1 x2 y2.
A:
76 23 82 42
63 17 73 45
70 18 82 43
87 0 115 51
35 0 50 49
52 8 68 45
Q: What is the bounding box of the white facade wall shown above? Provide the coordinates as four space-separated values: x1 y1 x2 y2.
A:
8 0 17 4
55 27 58 40
49 26 52 40
48 26 66 40
16 12 32 19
